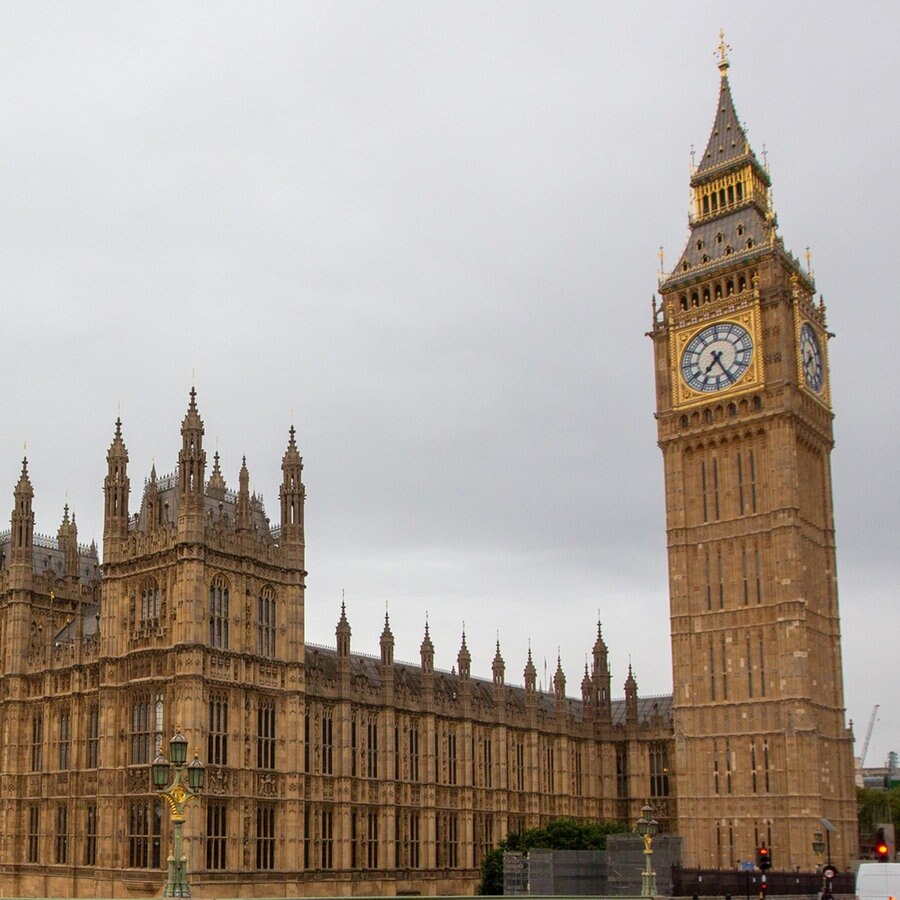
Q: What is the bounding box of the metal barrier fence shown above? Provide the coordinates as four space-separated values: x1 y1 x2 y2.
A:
671 866 855 897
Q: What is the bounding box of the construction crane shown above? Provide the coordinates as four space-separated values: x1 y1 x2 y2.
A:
860 704 880 768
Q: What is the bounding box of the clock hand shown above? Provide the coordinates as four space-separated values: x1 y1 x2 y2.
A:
704 350 723 375
714 354 735 382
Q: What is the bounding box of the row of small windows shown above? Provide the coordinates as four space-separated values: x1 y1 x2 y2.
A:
22 800 259 872
26 803 92 866
701 180 744 215
678 271 754 309
701 542 764 611
30 706 99 772
22 800 494 873
28 694 278 772
299 709 664 803
32 698 664 804
679 396 763 429
707 633 768 703
130 576 278 659
697 448 760 523
712 739 772 795
698 224 746 245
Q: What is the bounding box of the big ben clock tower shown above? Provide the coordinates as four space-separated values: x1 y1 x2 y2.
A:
650 39 857 869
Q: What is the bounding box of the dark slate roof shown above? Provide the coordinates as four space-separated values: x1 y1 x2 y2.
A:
53 604 100 644
696 75 754 176
134 470 272 536
305 642 673 728
612 694 673 727
0 531 100 586
671 207 772 276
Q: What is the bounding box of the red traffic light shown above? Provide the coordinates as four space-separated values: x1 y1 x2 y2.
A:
876 842 889 860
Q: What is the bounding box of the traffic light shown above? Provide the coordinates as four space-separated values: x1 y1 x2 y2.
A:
875 827 889 861
757 845 772 870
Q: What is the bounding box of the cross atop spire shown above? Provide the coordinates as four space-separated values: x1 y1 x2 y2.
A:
716 28 731 76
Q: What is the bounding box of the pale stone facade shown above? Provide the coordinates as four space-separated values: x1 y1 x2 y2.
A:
0 390 673 898
0 47 858 900
649 49 857 870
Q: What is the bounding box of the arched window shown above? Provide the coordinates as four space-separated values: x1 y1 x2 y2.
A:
209 576 230 650
131 691 164 764
140 579 160 629
208 694 228 766
258 586 276 659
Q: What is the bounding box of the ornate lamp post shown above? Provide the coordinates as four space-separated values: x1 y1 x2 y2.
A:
636 802 659 897
151 730 205 898
812 832 826 872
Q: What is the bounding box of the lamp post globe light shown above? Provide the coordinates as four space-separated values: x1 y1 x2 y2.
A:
812 832 826 872
636 802 659 897
150 730 206 898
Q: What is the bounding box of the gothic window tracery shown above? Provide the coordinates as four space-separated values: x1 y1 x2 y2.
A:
209 575 230 650
258 585 276 658
139 578 160 630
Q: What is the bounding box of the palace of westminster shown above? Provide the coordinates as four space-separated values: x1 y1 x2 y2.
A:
0 46 858 897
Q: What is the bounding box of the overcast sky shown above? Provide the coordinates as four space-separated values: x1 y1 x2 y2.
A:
1 2 896 768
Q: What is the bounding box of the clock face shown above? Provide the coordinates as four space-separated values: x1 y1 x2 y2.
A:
680 321 754 393
800 322 823 392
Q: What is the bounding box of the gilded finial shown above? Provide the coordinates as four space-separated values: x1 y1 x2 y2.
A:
805 247 814 276
716 29 731 76
658 246 665 274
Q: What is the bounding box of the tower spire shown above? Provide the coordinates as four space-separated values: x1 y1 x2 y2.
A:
11 457 34 562
103 417 130 552
178 387 206 507
279 424 305 548
662 41 777 289
235 456 252 530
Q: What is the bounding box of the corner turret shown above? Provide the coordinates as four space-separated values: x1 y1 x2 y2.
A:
178 387 206 517
279 425 305 553
103 418 129 553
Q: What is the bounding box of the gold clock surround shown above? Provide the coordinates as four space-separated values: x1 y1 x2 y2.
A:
671 305 763 408
793 308 831 406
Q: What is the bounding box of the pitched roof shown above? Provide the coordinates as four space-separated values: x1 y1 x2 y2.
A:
696 74 752 177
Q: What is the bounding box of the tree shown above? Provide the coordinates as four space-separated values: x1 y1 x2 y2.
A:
478 818 630 894
858 785 900 854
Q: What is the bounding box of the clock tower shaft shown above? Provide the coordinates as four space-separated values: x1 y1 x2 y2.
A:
650 46 857 869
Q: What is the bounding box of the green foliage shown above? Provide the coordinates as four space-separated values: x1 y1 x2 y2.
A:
477 817 630 894
858 785 900 837
478 847 505 895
